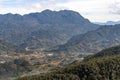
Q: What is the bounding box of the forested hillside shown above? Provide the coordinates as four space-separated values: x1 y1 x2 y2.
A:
0 58 32 80
84 45 120 60
16 55 120 80
16 45 120 80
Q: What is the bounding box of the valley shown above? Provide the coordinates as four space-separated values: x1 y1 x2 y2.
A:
16 45 120 80
0 9 120 80
0 49 83 80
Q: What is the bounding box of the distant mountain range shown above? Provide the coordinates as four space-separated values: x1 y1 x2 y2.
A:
95 21 120 25
48 24 120 54
0 9 99 51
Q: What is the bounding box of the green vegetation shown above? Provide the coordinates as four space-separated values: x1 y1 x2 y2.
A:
85 45 120 60
0 58 32 78
16 45 120 80
16 55 120 80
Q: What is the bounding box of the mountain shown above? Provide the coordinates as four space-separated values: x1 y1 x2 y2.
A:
48 24 120 54
85 45 120 60
0 10 99 51
95 21 120 25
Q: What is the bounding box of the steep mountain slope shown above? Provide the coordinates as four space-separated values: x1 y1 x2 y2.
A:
0 10 99 50
20 29 67 50
0 40 23 53
85 45 120 60
49 24 120 54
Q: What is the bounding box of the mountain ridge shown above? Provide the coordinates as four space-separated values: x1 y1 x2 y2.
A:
0 9 99 51
48 24 120 54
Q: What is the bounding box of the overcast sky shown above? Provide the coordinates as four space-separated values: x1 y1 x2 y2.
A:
0 0 120 22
